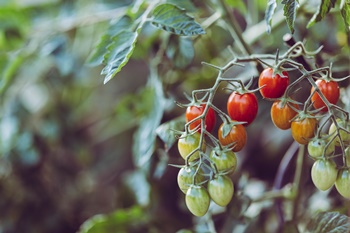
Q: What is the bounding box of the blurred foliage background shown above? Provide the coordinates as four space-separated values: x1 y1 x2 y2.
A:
0 0 349 232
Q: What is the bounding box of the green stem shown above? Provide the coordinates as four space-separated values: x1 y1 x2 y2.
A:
292 144 306 220
216 0 251 55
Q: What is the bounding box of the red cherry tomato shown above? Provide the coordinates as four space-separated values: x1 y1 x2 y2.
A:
270 100 298 130
258 67 289 98
311 80 340 111
227 92 258 126
218 122 247 152
186 104 216 132
291 117 318 145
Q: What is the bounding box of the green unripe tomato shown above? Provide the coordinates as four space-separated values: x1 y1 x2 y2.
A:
178 132 205 162
307 136 335 158
329 118 350 146
185 185 210 216
177 166 205 194
207 175 234 207
335 169 350 199
311 159 337 191
345 147 350 167
209 149 237 173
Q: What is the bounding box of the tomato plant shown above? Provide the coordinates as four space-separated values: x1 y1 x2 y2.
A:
185 185 210 217
186 104 216 132
328 118 350 146
258 67 289 99
177 166 205 194
307 135 335 158
335 169 350 199
207 175 234 207
311 159 338 191
270 100 298 130
227 92 258 126
345 147 350 167
209 148 237 173
311 80 340 111
291 117 318 145
177 132 205 162
218 122 247 152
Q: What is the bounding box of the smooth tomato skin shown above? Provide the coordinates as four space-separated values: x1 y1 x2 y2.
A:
177 166 205 194
185 185 210 216
258 67 289 98
270 101 298 130
218 123 247 152
186 104 216 133
307 136 335 158
227 92 258 126
311 80 340 111
210 149 237 173
328 118 350 146
345 147 350 167
335 169 350 199
311 159 337 191
178 132 205 162
207 175 234 207
291 117 317 144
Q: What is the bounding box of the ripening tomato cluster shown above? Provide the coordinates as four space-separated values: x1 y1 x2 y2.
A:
177 132 237 216
307 119 350 199
177 65 349 216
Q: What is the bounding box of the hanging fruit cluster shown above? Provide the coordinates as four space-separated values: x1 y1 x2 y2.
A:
175 42 350 216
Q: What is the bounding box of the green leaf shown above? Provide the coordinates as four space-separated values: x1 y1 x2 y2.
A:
101 31 139 84
87 16 133 66
341 1 350 32
306 212 350 233
155 115 185 151
86 16 138 83
281 0 299 34
124 171 150 206
78 206 147 233
151 3 205 36
132 72 165 168
265 0 277 34
166 0 196 12
307 0 337 28
166 36 194 68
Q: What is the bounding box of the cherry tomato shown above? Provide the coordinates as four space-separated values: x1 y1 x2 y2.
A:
311 80 340 111
335 169 350 199
186 104 216 133
270 100 298 130
218 122 247 152
345 147 350 167
258 67 289 98
185 185 210 216
210 149 237 173
307 135 335 159
178 132 205 162
227 92 258 126
207 175 234 207
177 166 205 194
328 118 350 146
311 159 337 191
291 117 317 145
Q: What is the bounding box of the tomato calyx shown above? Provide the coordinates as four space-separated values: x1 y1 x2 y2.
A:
307 133 335 159
220 121 246 139
226 77 261 96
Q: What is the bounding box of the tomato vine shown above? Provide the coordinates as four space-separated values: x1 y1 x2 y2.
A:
175 40 350 222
